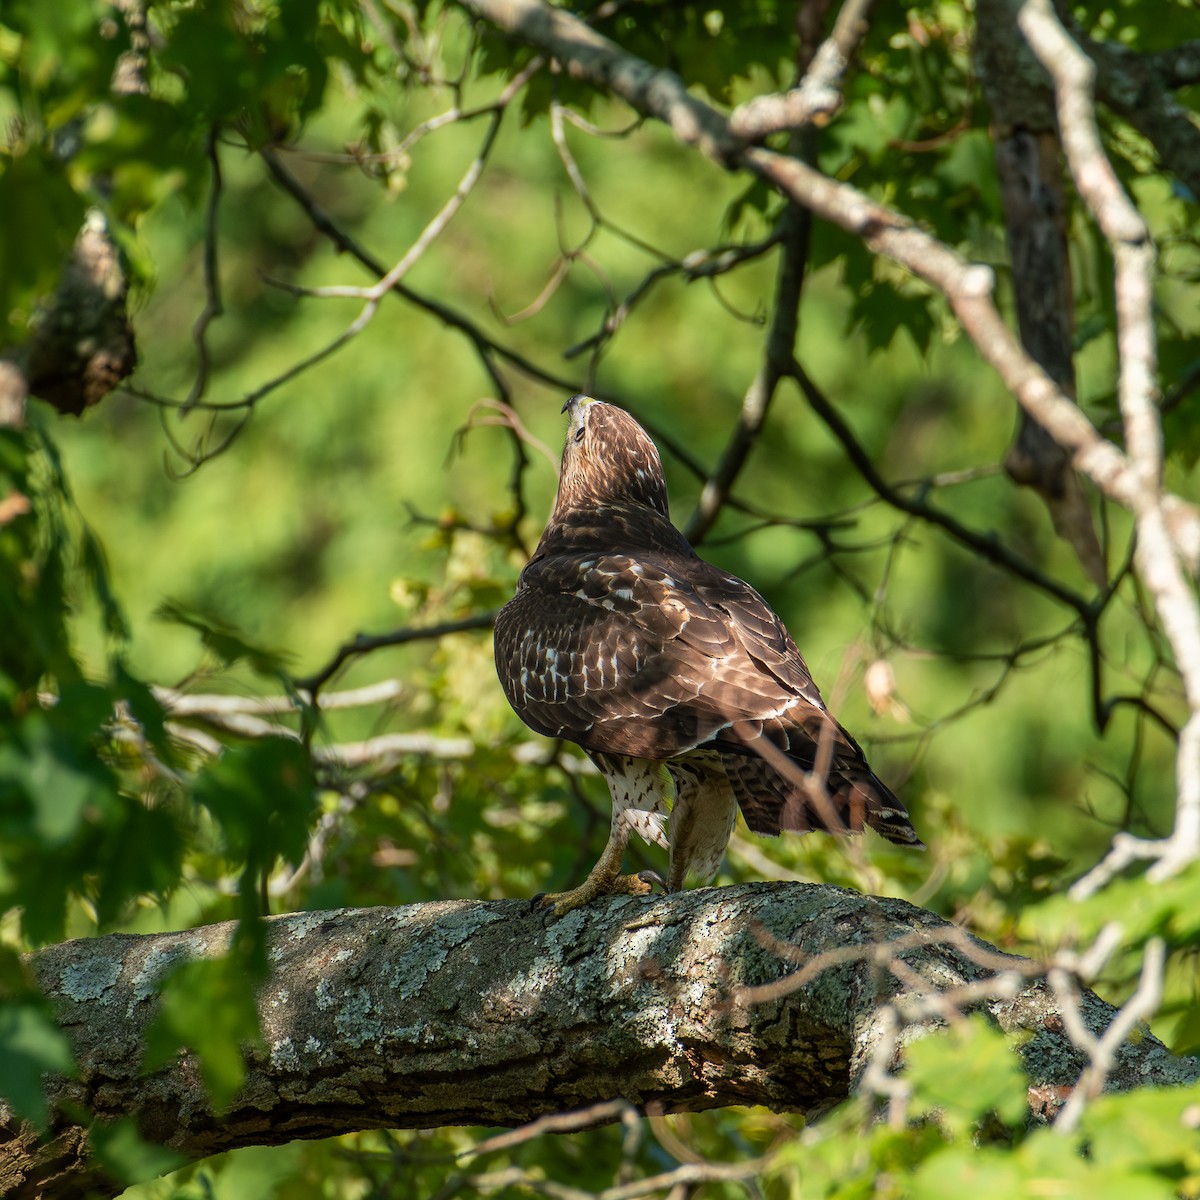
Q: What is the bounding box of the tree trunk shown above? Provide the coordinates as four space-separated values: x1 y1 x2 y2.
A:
975 0 1106 586
1 883 1195 1199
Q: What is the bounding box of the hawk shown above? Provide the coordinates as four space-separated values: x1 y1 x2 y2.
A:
494 396 923 914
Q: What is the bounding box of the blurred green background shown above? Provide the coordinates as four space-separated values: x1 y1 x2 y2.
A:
2 0 1198 1196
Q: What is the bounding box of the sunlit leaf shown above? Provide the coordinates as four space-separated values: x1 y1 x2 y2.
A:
906 1014 1029 1133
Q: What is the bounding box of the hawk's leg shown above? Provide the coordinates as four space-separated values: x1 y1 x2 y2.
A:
537 822 659 916
539 757 671 916
667 753 738 892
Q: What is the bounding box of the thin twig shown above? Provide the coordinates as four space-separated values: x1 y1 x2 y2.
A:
297 610 499 699
181 126 225 414
728 0 876 139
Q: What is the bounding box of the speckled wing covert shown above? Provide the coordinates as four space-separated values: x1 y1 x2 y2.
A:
495 540 920 845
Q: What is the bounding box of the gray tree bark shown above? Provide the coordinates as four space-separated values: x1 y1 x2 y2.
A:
1 883 1196 1199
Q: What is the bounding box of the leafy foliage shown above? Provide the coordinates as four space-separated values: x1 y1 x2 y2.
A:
2 0 1199 1196
906 1016 1030 1134
0 995 75 1129
143 954 266 1112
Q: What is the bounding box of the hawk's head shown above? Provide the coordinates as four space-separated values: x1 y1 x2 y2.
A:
555 395 670 519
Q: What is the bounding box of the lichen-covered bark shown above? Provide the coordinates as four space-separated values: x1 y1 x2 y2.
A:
1 883 1196 1199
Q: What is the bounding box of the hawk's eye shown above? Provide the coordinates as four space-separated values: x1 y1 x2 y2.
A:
573 426 585 443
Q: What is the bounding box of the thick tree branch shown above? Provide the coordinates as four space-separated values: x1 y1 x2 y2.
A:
2 884 1196 1199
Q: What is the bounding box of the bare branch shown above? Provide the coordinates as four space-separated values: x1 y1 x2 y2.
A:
180 128 225 414
728 0 876 140
1019 0 1200 885
297 610 499 699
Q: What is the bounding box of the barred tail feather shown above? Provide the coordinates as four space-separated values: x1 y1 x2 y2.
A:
718 741 924 849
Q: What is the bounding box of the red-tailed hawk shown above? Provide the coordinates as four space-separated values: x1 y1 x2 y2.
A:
494 396 923 914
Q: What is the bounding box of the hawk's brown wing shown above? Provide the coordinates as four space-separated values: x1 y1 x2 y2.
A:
494 548 738 759
493 545 921 847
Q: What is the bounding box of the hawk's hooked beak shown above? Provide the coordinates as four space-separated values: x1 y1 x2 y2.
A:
563 394 598 449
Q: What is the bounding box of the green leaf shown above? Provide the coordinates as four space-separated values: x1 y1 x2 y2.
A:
0 704 116 846
0 678 184 941
1017 1127 1178 1200
1020 863 1200 956
192 736 316 869
142 955 263 1113
0 147 89 355
1168 998 1200 1057
852 286 935 356
0 1000 76 1129
1080 1081 1200 1173
89 1116 187 1184
933 128 1002 219
910 1146 1023 1200
152 0 330 145
914 1130 1180 1200
4 0 122 103
155 599 291 676
111 661 177 770
906 1014 1029 1132
89 801 185 928
78 523 129 644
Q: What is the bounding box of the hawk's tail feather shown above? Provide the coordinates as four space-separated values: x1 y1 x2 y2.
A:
854 772 925 849
716 725 924 850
